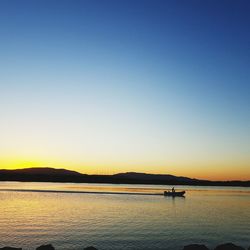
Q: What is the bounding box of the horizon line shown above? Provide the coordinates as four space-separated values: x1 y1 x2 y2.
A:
0 166 249 183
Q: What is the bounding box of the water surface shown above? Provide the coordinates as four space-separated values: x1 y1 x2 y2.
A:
0 182 249 250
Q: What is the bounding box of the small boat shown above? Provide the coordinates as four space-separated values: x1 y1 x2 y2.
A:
164 191 185 197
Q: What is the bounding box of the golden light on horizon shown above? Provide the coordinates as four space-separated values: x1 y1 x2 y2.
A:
0 155 249 181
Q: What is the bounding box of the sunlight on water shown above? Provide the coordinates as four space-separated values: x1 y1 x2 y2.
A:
0 183 249 250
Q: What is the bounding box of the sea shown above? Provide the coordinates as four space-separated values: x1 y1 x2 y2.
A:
0 182 249 250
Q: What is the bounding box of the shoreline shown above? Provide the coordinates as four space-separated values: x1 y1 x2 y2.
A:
1 242 249 250
0 179 249 188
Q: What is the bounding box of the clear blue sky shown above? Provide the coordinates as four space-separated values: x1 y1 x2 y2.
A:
0 0 249 180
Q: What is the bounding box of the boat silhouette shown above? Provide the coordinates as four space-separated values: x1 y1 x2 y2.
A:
164 191 185 197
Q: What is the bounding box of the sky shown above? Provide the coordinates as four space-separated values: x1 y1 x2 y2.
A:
0 0 249 180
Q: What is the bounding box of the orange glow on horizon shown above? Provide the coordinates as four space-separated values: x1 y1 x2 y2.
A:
0 156 249 182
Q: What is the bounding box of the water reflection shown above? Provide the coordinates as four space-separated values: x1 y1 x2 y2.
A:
0 181 249 195
0 183 249 250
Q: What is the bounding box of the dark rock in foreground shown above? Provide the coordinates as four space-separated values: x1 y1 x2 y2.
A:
214 243 245 250
83 247 98 250
36 244 55 250
183 244 209 250
0 248 22 250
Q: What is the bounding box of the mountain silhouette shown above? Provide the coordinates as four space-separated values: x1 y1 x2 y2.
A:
0 168 249 187
114 172 198 182
4 167 82 176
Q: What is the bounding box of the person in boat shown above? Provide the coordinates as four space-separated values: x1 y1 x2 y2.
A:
172 187 175 193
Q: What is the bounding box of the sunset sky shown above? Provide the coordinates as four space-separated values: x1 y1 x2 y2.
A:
0 0 249 181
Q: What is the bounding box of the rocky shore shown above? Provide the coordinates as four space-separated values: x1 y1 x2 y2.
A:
0 243 249 250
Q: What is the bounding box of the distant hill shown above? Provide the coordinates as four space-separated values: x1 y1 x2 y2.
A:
114 172 198 182
0 167 86 182
0 167 249 187
0 167 82 176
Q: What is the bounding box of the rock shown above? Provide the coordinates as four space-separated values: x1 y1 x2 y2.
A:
36 244 55 250
214 243 245 250
83 247 98 250
0 248 22 250
183 244 209 250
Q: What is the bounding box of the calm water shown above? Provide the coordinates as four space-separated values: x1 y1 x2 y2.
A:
0 182 249 250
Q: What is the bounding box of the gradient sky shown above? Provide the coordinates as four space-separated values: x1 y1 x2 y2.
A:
0 0 249 180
